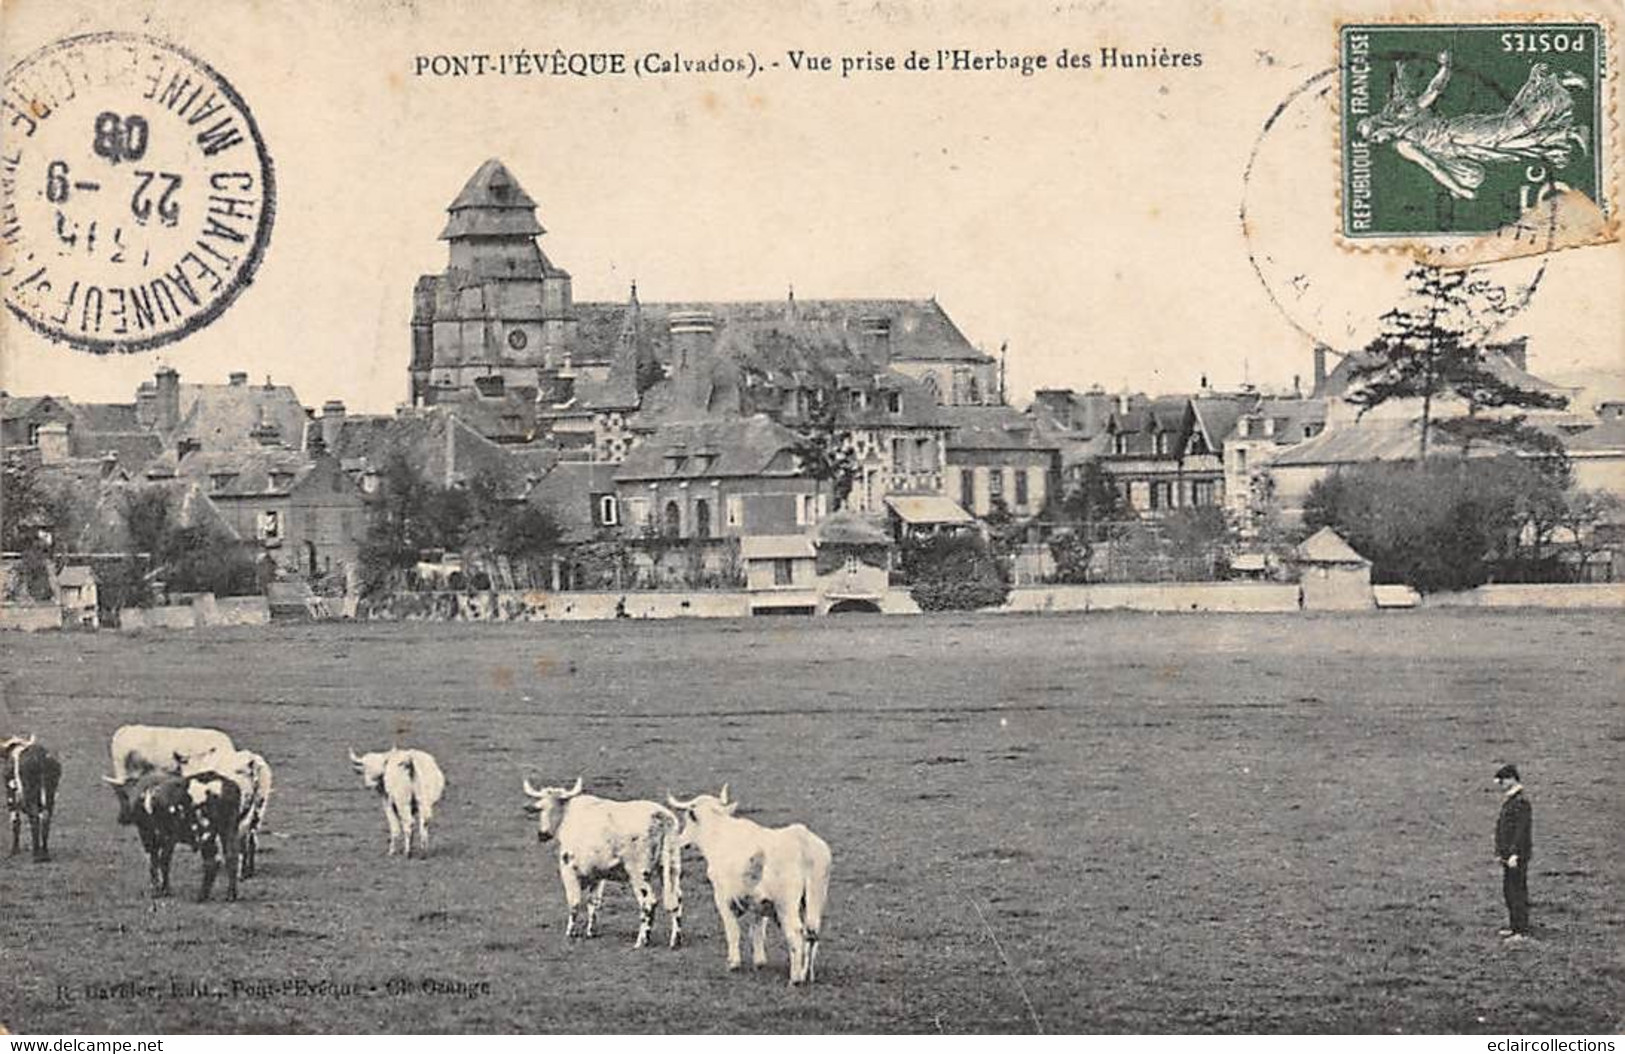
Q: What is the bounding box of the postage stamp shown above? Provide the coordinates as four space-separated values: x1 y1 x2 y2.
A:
1 32 275 353
1340 22 1606 240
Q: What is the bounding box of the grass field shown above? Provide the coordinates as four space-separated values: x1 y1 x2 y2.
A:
1 610 1622 1033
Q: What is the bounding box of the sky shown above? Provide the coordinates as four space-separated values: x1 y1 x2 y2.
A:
3 0 1621 413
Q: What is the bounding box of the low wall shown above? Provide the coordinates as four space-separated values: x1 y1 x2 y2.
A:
119 605 198 631
1002 582 1301 614
1422 583 1625 609
210 596 272 626
364 590 752 622
0 604 61 632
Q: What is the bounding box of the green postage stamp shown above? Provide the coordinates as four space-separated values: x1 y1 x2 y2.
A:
1340 22 1606 238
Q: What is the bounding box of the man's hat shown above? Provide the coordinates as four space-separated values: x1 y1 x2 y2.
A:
1495 764 1520 781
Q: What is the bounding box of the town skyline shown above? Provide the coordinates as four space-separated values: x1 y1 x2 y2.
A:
3 0 1619 415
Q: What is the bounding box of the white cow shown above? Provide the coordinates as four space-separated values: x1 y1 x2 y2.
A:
667 785 831 985
522 777 683 949
349 748 445 857
188 748 273 879
107 725 235 783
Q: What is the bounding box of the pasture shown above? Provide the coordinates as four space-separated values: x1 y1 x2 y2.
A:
1 610 1621 1033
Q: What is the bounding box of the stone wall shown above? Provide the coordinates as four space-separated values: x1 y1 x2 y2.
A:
0 605 62 632
1002 582 1301 614
1422 583 1625 609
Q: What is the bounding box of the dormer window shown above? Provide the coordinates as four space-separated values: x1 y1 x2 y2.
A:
269 471 295 490
1113 432 1132 456
886 391 902 414
1154 431 1172 456
1238 418 1251 438
210 472 237 492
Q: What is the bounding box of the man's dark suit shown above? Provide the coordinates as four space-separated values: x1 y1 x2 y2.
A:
1496 788 1533 935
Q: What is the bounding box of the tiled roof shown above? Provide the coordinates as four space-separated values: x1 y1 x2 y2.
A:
440 159 545 239
158 448 315 497
937 404 1058 452
327 410 558 494
74 479 238 551
1296 527 1369 565
174 382 307 452
70 402 141 432
522 462 619 543
1269 419 1496 466
1189 395 1251 451
616 416 803 481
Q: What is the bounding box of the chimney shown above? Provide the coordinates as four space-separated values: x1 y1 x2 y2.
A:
1312 345 1328 396
229 371 248 386
667 309 715 372
1293 374 1302 398
320 399 347 453
250 406 282 447
36 421 70 464
154 366 180 433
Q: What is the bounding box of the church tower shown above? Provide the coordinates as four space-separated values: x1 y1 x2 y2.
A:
411 160 576 407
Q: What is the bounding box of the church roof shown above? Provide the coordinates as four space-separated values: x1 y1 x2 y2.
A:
440 159 546 239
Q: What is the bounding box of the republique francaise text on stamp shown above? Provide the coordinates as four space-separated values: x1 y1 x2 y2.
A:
1 32 275 353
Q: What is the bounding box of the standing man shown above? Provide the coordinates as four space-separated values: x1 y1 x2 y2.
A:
1494 763 1533 941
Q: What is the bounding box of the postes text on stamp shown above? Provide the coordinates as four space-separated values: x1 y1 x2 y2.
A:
1341 22 1605 240
2 32 275 353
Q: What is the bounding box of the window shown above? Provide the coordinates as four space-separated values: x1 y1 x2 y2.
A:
663 501 681 538
1154 431 1172 456
694 499 711 539
1238 418 1251 438
1235 448 1248 473
886 391 902 414
891 437 908 471
960 468 975 506
597 494 619 527
628 498 650 528
989 468 1004 500
726 495 743 528
844 553 860 574
1149 482 1173 510
1014 469 1029 508
773 559 794 586
258 510 281 540
1192 480 1215 506
27 423 41 446
1113 432 1132 456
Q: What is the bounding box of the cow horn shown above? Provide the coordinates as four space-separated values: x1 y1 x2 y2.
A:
522 779 547 798
101 775 124 786
348 749 363 765
667 792 697 810
719 782 731 805
562 777 583 798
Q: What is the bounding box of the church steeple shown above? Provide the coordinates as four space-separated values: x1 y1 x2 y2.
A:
439 159 545 240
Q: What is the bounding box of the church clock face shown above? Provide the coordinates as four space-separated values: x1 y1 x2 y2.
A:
507 329 528 351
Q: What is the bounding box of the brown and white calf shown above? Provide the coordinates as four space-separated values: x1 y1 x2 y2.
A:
103 770 242 901
349 748 445 857
667 785 831 985
2 735 61 863
522 777 683 949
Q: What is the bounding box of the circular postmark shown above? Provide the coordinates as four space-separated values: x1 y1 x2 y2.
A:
1240 65 1552 355
1 32 275 353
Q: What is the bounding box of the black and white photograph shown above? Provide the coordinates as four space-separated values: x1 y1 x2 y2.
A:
1 0 1622 1037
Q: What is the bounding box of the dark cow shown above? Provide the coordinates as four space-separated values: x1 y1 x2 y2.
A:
2 735 61 863
104 770 242 901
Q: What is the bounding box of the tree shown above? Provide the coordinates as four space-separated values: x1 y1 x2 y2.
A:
1555 489 1624 581
116 487 256 600
1302 457 1568 592
901 532 1010 611
1045 462 1127 583
1345 265 1564 460
790 400 859 512
1 458 67 556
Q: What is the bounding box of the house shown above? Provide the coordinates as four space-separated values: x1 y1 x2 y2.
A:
1095 392 1240 516
741 513 894 615
147 449 367 582
55 565 99 627
1294 527 1373 610
1223 397 1328 532
939 404 1058 520
613 416 820 540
